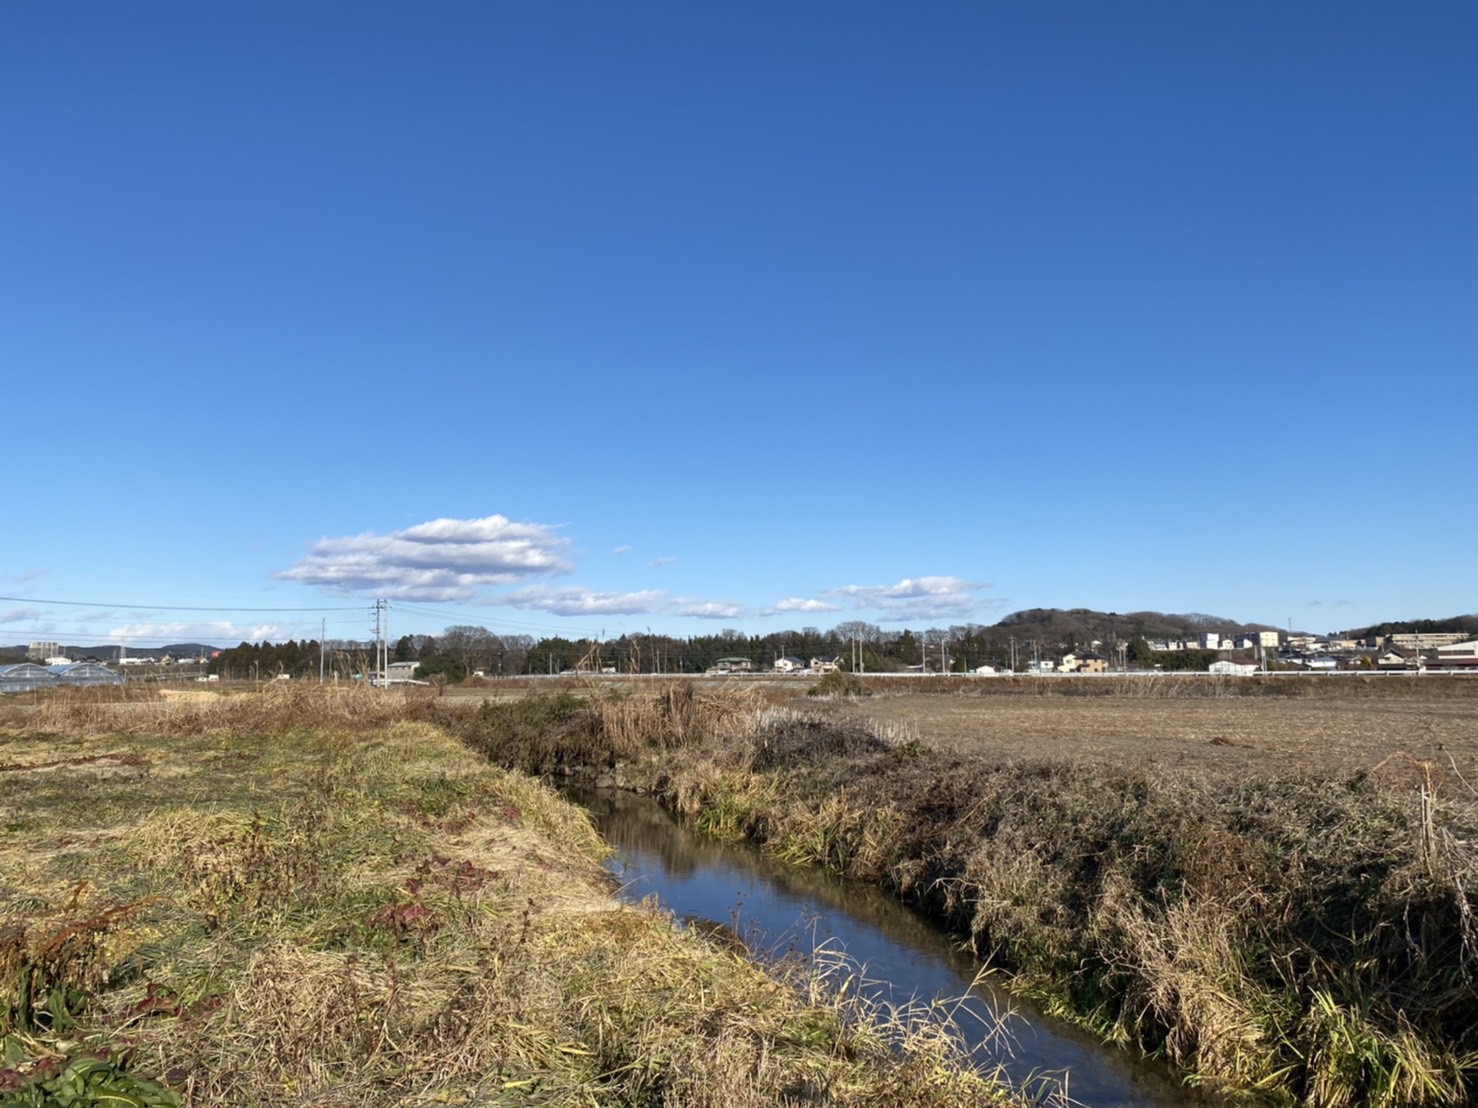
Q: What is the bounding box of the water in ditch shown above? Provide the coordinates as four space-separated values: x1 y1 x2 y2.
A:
570 785 1224 1108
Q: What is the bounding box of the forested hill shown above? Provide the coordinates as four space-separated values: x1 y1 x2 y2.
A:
1345 615 1478 640
995 608 1289 643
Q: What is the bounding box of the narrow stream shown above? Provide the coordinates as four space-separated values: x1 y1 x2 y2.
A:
570 785 1222 1108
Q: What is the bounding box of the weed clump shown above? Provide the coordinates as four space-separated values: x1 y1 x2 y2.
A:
808 669 873 699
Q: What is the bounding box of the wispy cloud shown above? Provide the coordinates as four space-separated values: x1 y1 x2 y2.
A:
497 587 667 617
648 556 677 568
277 515 572 602
673 599 747 620
0 607 41 625
763 597 840 616
612 545 632 555
108 620 292 646
828 576 994 622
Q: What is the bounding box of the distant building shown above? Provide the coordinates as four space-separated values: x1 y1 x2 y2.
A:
27 641 61 662
1210 660 1258 676
1377 651 1416 670
1390 632 1471 650
1256 631 1280 649
809 655 842 674
1200 632 1222 650
1435 640 1478 668
773 656 807 674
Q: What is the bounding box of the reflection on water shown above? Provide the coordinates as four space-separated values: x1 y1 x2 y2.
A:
571 785 1220 1108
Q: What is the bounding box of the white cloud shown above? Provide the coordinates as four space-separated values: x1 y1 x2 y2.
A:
107 620 293 646
277 515 572 602
648 556 677 568
764 597 840 616
613 545 632 555
0 607 41 624
674 600 747 620
497 587 667 617
828 576 994 622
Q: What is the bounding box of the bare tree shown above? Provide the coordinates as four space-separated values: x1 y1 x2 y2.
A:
439 625 496 674
833 620 882 644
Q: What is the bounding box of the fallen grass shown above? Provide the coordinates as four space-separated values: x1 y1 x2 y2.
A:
445 683 1478 1106
0 686 1015 1106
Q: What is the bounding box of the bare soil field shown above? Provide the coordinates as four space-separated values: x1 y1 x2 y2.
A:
826 692 1478 797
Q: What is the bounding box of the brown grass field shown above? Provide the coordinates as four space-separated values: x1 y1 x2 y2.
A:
7 677 1475 1105
825 692 1478 794
0 685 1015 1108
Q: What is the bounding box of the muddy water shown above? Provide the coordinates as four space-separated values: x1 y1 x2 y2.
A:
571 786 1220 1108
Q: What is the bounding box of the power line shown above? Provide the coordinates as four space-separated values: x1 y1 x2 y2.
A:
0 595 361 612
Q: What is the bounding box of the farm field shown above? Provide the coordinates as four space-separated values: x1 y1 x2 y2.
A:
824 691 1478 791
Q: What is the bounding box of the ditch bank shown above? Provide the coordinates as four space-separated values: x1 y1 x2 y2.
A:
444 685 1478 1107
570 782 1213 1108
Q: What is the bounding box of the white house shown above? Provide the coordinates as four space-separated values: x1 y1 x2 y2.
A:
1210 660 1257 676
1377 651 1415 670
774 656 807 674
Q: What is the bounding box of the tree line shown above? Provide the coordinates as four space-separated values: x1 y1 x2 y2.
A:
210 620 1200 679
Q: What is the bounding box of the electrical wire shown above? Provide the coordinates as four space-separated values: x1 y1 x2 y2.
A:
0 595 362 612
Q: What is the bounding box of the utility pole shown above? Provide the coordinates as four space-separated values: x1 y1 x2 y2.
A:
320 619 325 683
372 599 388 686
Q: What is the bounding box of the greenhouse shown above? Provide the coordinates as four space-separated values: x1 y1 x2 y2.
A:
46 662 125 687
0 663 59 693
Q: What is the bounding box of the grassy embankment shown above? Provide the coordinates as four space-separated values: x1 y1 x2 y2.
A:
448 678 1478 1107
0 685 1012 1107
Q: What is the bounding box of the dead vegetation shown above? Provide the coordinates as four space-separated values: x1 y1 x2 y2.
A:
680 694 1478 1105
438 682 1478 1106
0 686 1015 1107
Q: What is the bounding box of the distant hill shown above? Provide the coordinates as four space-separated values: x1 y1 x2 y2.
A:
1342 616 1478 640
993 608 1291 644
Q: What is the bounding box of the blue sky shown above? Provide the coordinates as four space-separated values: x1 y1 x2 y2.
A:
4 2 1474 649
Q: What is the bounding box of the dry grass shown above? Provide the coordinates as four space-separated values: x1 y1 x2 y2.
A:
0 689 1014 1107
457 682 1478 1106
